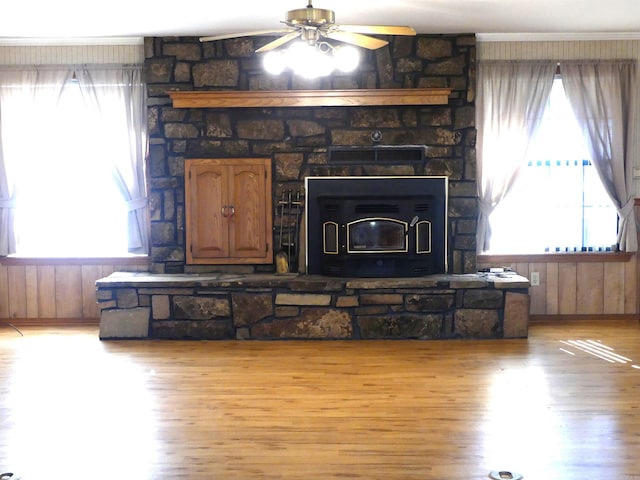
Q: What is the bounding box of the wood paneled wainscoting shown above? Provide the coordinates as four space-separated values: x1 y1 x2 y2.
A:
478 252 638 318
0 257 150 325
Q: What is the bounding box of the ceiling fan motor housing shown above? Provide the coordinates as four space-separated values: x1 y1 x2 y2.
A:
286 7 335 27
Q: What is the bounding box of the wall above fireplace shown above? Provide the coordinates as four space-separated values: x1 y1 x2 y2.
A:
144 34 477 275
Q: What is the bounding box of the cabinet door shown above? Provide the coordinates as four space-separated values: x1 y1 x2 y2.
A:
186 162 229 261
228 163 269 258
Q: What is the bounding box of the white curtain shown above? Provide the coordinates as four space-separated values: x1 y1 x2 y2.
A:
0 68 71 255
476 60 557 253
561 60 638 252
75 66 149 254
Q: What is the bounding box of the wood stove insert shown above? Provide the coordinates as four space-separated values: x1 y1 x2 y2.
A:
305 176 448 277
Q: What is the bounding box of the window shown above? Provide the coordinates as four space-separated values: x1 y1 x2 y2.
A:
0 67 148 257
486 78 618 254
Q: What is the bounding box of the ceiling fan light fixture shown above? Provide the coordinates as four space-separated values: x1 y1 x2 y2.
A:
286 42 334 78
333 45 360 73
262 41 360 78
263 50 287 75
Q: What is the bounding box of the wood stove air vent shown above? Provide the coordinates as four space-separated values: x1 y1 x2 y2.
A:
354 204 400 214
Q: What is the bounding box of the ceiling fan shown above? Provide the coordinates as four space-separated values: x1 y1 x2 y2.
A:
199 2 417 52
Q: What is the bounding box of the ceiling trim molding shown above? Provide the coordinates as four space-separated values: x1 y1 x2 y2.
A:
477 32 640 42
0 37 144 46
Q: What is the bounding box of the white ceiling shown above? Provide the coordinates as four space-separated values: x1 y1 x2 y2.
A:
1 0 640 41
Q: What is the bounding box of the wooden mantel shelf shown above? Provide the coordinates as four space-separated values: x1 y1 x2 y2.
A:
168 88 451 108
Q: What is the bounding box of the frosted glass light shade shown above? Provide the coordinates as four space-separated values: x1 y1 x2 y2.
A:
262 41 360 78
263 51 286 75
334 45 359 72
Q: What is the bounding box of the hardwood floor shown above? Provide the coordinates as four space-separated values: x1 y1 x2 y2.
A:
1 320 639 480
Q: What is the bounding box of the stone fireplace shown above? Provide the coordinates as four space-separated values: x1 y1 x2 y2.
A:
95 33 525 342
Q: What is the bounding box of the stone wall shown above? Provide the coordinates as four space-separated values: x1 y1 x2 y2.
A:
143 34 477 275
97 272 529 340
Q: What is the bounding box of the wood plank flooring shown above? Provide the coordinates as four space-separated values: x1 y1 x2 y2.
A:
1 320 640 480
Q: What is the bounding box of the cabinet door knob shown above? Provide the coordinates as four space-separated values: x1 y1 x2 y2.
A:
228 205 235 218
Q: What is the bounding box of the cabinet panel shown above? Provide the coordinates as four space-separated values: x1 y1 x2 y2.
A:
229 163 268 258
186 158 273 265
188 164 228 260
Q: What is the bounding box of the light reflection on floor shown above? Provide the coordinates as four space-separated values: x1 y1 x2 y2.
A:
481 365 562 478
560 338 637 367
4 334 158 480
481 336 638 478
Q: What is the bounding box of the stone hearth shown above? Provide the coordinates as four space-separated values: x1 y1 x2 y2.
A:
96 272 529 340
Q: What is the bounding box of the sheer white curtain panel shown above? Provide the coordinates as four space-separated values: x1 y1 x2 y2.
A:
0 68 71 256
475 60 557 253
75 66 149 254
561 60 638 252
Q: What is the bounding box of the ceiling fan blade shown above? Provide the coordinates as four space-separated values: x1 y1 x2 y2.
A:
336 25 417 36
199 29 292 42
325 30 388 50
255 30 302 52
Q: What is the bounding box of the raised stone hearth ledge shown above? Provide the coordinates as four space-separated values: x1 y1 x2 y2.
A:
96 272 529 341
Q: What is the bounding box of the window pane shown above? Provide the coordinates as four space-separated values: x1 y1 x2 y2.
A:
7 81 130 257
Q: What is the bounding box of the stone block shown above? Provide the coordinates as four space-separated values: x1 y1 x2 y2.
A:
163 43 201 61
95 289 113 301
405 293 455 312
236 327 251 340
99 307 150 339
287 120 325 137
173 295 231 319
151 319 234 340
145 58 173 83
275 306 299 317
463 289 504 309
236 119 285 141
193 60 239 87
275 293 331 306
351 108 401 128
97 300 116 312
503 292 530 338
358 313 442 339
164 123 199 139
116 288 139 308
454 309 500 338
224 38 255 57
424 55 466 75
336 296 359 308
139 294 150 307
417 37 453 59
275 152 304 180
360 294 403 305
152 295 171 320
232 293 273 327
252 308 352 339
355 306 388 315
206 113 233 138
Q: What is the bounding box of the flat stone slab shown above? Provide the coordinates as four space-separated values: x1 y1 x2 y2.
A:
96 271 530 289
99 307 150 339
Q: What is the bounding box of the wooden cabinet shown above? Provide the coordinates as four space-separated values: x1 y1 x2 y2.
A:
185 158 273 264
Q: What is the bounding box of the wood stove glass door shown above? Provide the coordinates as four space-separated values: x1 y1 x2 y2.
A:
347 217 408 253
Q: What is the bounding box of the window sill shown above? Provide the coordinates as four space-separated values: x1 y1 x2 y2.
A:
0 255 150 266
478 251 634 264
